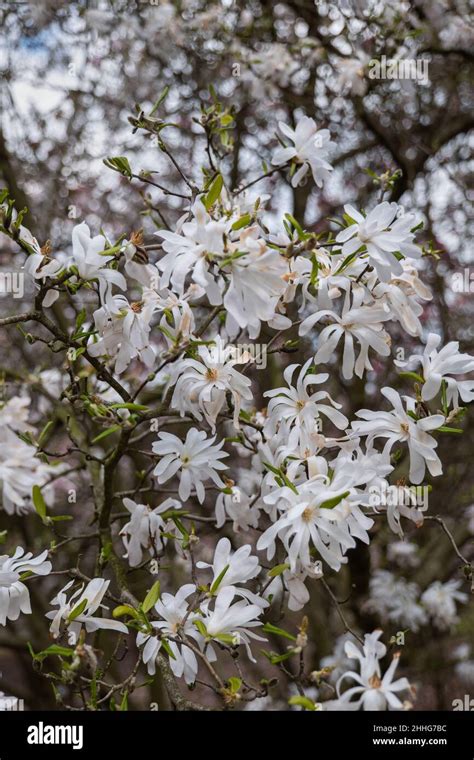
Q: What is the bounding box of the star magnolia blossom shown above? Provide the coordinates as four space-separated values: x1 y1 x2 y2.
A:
199 585 266 661
152 428 228 503
120 497 181 567
46 578 128 644
196 537 266 607
0 548 51 626
336 631 412 710
23 251 64 307
0 424 60 516
352 387 444 484
421 580 468 630
89 294 156 375
368 570 428 631
170 337 253 430
221 226 291 339
272 116 334 188
71 222 127 307
156 200 228 301
336 202 421 281
136 584 203 684
264 358 348 446
257 474 373 572
399 332 474 407
300 289 391 379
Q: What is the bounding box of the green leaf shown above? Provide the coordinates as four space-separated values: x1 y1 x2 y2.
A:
319 491 350 509
32 485 47 521
213 633 236 645
399 371 424 384
103 156 132 179
50 515 74 522
109 402 149 412
284 213 306 240
113 605 139 620
204 173 223 210
68 598 88 622
193 619 208 637
288 696 317 711
262 622 296 641
231 213 252 231
210 564 229 594
161 637 176 660
142 581 161 613
149 86 170 116
37 420 54 447
267 563 290 578
91 425 121 444
75 307 87 331
28 643 75 663
227 677 242 694
437 426 463 434
0 530 7 545
262 462 298 494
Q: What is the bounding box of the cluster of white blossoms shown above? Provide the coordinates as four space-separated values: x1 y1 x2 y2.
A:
368 571 468 632
2 112 472 711
136 539 266 684
0 396 64 515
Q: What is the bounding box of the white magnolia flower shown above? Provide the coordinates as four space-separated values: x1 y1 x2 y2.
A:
334 52 369 96
71 222 126 306
399 333 474 407
120 497 181 567
156 200 228 301
387 540 420 568
367 480 427 537
336 202 421 281
320 633 358 685
222 227 291 339
199 585 265 660
196 537 265 607
0 547 52 626
214 478 261 533
300 289 391 379
371 262 432 337
137 584 202 684
152 429 228 503
421 580 468 630
258 472 373 573
88 294 156 375
368 570 427 631
23 250 64 307
170 336 253 430
0 427 59 515
352 387 445 484
272 116 334 188
337 631 412 710
46 578 128 645
264 359 348 445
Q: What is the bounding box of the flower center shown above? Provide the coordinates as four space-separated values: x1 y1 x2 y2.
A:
302 507 314 523
131 301 143 313
400 422 410 434
296 399 306 411
206 368 219 381
368 674 382 689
